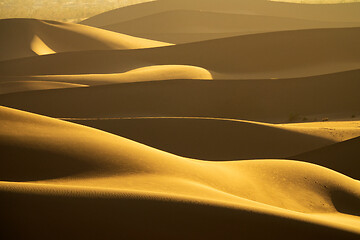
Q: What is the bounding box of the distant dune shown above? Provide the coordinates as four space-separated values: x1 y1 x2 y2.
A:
1 1 360 238
291 136 360 179
81 0 360 27
0 65 212 87
0 70 359 122
99 10 360 43
1 106 360 239
0 27 359 79
0 80 88 95
0 18 170 61
66 117 360 160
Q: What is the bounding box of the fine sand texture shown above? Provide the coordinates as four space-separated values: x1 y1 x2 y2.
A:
1 106 360 240
1 1 360 239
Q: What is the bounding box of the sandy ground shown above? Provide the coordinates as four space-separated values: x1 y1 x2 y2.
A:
1 1 360 239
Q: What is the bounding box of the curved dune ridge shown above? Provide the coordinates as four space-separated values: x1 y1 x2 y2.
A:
0 65 213 87
1 106 360 239
0 27 359 78
0 18 170 61
0 69 359 122
80 0 360 27
1 1 360 238
99 9 360 43
291 136 360 180
65 117 360 160
0 81 88 95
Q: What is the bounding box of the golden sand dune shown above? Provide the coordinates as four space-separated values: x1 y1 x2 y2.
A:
66 117 360 160
1 106 360 239
2 1 360 238
0 27 359 78
0 18 170 61
0 65 212 88
291 136 360 180
0 81 88 95
0 70 359 122
100 9 360 43
81 0 360 28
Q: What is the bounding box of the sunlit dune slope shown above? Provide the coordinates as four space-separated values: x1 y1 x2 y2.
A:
0 65 212 89
67 117 360 160
0 81 88 95
0 70 359 122
0 27 359 78
1 106 360 239
0 18 170 61
291 136 360 180
80 0 360 27
100 10 360 43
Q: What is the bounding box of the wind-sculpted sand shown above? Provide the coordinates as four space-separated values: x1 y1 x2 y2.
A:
1 1 360 239
1 106 360 240
0 18 170 61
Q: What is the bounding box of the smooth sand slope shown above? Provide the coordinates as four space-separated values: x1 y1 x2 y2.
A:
1 106 360 239
0 65 212 94
0 27 359 78
67 117 360 160
80 0 360 27
291 136 360 180
0 81 88 95
99 10 360 43
0 18 170 61
0 70 359 122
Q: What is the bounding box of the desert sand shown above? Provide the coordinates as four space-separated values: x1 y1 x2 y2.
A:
1 0 360 239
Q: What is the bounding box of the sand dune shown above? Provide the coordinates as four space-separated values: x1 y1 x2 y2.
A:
0 65 212 88
1 106 360 239
0 27 359 78
80 0 360 28
0 81 87 95
66 117 360 160
0 18 170 61
100 10 360 43
0 69 359 122
2 1 360 238
291 136 360 180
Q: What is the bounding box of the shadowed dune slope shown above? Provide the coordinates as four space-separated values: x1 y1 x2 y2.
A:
0 27 359 78
0 70 359 122
291 136 360 180
80 0 360 27
68 117 336 160
1 106 360 239
101 10 360 43
0 18 170 61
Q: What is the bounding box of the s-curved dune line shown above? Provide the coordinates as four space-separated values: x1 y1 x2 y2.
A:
1 106 360 239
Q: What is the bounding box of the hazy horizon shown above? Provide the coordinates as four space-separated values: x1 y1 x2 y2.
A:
1 0 359 22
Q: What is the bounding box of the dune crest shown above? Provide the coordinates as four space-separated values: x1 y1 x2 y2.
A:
0 81 87 95
1 1 360 238
81 0 360 28
0 69 359 123
1 27 359 79
0 18 170 61
1 106 360 239
99 9 360 43
65 117 360 160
